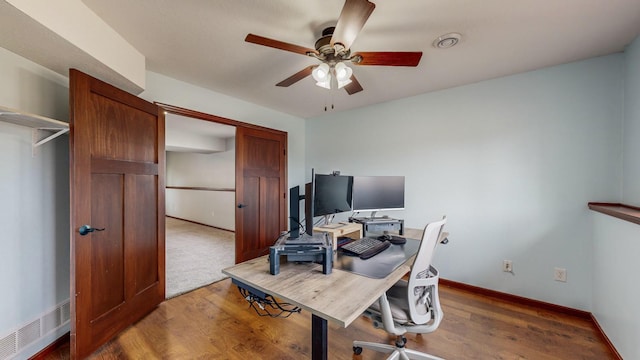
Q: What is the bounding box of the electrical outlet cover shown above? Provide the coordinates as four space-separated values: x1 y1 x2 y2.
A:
554 267 567 282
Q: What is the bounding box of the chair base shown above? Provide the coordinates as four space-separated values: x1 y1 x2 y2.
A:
353 340 444 360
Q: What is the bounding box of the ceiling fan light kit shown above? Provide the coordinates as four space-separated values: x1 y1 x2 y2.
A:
245 0 423 95
312 63 330 82
312 63 331 89
335 62 353 82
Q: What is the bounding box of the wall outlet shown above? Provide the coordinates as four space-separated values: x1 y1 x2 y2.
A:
503 260 513 272
554 267 567 282
211 211 215 217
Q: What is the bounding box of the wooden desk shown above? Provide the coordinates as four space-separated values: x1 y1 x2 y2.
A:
222 240 418 360
313 222 362 251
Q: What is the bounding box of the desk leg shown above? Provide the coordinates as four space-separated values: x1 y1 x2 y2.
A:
311 314 328 360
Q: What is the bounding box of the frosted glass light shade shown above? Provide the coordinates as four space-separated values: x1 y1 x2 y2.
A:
312 63 330 82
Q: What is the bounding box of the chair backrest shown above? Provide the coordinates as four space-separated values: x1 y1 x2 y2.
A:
406 216 446 325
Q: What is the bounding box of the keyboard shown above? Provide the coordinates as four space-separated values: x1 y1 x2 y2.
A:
340 237 391 260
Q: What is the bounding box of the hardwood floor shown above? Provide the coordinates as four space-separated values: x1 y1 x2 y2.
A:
43 279 616 359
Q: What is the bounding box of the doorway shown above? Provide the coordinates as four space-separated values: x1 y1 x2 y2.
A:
165 113 237 297
161 104 288 295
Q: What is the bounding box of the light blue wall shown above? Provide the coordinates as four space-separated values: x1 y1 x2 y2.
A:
592 213 640 359
1 31 637 357
591 35 640 360
0 50 307 358
623 37 640 204
307 54 625 310
0 47 70 359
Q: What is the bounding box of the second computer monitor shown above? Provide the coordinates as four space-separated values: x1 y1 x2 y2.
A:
352 176 405 215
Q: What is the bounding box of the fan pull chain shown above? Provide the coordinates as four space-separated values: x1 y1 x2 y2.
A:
323 88 336 112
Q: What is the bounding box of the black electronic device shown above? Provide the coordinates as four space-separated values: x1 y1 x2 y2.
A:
269 231 332 275
291 168 353 238
288 185 304 239
313 173 353 219
305 182 314 236
378 234 407 245
341 237 390 260
233 278 301 318
351 217 404 238
352 176 405 218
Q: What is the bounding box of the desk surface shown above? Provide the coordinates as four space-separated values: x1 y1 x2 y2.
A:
222 240 418 328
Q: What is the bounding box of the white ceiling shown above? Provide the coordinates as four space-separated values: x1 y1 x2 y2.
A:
166 113 236 139
7 1 640 119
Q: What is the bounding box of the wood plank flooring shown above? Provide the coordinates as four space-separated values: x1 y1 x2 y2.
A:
43 278 615 359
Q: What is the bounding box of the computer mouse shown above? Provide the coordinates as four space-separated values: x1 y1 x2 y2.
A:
378 234 392 241
388 236 406 245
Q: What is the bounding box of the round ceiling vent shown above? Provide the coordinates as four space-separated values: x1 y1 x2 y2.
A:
433 33 462 49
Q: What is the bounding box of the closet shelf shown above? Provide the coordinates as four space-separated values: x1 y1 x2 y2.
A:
0 105 69 148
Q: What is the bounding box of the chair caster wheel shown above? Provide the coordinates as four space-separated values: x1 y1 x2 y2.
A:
353 346 363 355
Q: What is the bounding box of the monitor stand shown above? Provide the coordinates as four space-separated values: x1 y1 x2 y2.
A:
354 211 387 221
317 214 345 229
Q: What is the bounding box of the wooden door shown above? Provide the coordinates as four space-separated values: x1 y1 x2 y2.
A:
235 126 287 263
69 69 165 358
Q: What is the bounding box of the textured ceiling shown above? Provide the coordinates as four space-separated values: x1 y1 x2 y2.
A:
7 1 640 119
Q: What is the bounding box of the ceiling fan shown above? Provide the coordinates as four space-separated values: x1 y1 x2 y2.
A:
245 0 422 95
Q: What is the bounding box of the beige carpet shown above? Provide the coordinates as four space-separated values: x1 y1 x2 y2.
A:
165 217 235 298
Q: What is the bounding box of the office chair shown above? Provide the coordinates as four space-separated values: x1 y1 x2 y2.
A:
353 216 448 360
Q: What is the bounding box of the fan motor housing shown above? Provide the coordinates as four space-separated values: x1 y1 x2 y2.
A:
315 27 350 63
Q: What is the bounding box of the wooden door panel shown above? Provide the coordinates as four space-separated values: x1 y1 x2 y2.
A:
70 69 165 358
262 176 282 245
90 84 158 162
244 135 280 174
126 174 159 295
242 176 260 240
235 127 287 263
90 174 125 320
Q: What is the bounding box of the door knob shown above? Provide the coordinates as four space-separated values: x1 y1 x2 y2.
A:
237 204 247 208
78 225 105 236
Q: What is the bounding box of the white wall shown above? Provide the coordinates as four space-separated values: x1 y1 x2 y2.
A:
307 54 625 310
0 46 70 359
166 146 236 231
140 71 308 191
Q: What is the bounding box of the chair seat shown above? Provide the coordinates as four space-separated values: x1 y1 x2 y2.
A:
354 217 447 360
368 280 412 323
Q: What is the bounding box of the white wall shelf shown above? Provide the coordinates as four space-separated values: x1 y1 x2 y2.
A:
0 105 69 150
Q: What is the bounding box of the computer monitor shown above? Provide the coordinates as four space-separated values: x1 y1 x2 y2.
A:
288 185 304 239
304 169 316 236
313 173 354 223
289 169 353 237
351 176 405 218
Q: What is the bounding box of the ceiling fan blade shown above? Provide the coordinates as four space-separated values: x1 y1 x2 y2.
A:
276 66 315 87
331 0 376 50
344 75 363 95
352 52 423 66
245 34 318 56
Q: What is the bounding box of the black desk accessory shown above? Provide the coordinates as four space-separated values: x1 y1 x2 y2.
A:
341 237 391 259
378 234 407 245
269 232 332 275
334 238 420 279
